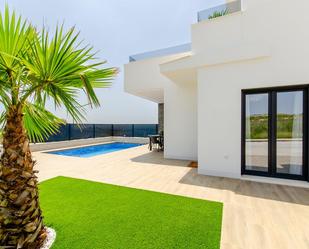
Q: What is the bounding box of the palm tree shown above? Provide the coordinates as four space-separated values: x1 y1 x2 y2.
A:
0 7 117 248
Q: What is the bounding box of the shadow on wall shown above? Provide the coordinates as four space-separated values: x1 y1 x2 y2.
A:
130 151 189 167
179 168 309 205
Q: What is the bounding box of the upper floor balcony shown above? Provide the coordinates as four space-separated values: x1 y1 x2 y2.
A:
197 0 242 22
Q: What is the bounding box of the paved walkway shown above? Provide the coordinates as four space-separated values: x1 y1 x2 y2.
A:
34 145 309 249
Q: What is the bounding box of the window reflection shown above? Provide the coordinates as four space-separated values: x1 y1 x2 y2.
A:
276 91 303 175
245 94 268 172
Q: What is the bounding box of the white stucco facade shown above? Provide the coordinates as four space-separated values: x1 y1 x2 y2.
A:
124 0 309 181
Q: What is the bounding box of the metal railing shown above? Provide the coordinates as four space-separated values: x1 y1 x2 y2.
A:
46 124 158 142
197 0 242 22
129 43 191 62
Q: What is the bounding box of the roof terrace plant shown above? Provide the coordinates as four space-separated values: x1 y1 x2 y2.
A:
208 8 229 19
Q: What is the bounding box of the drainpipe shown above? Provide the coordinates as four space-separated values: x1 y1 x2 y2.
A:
158 103 164 134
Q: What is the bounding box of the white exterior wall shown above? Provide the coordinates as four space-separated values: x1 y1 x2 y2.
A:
196 0 309 178
125 0 309 180
164 81 197 161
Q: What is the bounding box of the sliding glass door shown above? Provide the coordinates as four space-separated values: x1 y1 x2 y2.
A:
242 86 308 181
276 91 304 177
245 93 269 174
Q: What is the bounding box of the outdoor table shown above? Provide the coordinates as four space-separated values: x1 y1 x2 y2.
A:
148 134 163 151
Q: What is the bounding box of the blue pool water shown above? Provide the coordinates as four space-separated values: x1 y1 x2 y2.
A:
47 142 143 158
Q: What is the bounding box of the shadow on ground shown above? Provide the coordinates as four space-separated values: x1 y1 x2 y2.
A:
179 168 309 205
130 151 190 167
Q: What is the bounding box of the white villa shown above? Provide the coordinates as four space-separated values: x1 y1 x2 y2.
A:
124 0 309 184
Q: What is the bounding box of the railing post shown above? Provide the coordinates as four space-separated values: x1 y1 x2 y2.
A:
93 124 96 138
132 124 135 137
111 124 114 137
68 123 72 141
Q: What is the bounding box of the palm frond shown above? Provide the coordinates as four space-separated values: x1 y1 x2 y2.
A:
44 83 86 123
20 24 117 116
0 6 117 142
23 102 65 142
0 110 6 130
0 5 35 72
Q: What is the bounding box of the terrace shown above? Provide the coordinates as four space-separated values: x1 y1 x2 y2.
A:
3 1 309 249
35 144 309 249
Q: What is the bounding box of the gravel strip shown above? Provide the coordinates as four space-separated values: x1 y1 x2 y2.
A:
40 227 56 249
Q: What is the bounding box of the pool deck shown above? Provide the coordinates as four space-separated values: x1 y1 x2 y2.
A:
35 145 309 249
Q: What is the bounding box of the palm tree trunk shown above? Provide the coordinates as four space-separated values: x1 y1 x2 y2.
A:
0 105 46 248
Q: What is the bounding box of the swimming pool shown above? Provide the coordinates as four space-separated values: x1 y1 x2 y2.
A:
46 142 143 158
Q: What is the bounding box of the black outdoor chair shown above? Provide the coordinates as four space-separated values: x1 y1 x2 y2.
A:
149 132 164 151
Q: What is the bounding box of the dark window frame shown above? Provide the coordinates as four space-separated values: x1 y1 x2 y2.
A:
241 84 309 182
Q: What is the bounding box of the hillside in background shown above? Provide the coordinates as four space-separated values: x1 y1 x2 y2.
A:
246 114 303 139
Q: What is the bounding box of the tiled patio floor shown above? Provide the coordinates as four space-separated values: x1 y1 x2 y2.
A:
35 145 309 249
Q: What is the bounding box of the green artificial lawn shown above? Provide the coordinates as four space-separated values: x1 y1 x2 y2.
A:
39 177 223 249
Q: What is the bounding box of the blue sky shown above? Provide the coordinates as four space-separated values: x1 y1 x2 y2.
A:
246 91 303 116
0 0 223 124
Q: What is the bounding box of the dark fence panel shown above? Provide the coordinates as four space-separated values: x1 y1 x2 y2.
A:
94 124 113 137
45 124 158 142
47 124 70 142
113 124 133 137
133 124 158 137
70 124 94 140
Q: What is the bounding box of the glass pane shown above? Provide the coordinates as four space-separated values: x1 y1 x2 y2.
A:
245 94 269 172
276 91 303 175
